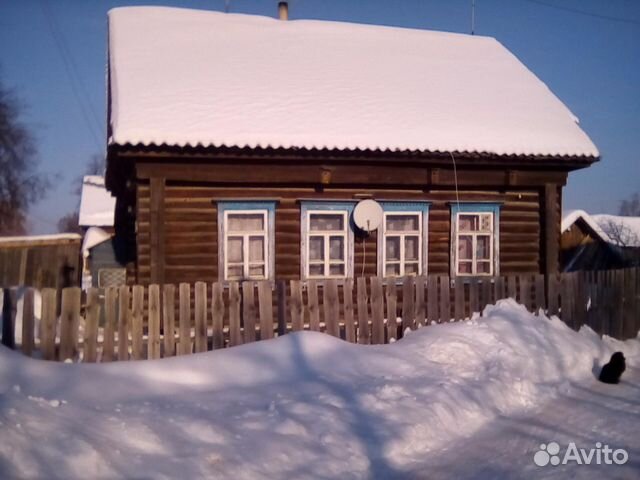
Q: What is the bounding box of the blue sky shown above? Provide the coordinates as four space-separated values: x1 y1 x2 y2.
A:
1 0 638 234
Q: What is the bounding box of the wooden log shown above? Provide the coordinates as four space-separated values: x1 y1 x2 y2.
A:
415 276 426 327
148 284 161 359
1 288 17 349
307 280 320 332
83 288 100 363
21 287 35 356
242 282 257 343
194 281 208 352
534 274 546 312
385 277 397 340
369 277 385 344
211 282 224 348
59 287 80 361
356 277 370 344
454 279 464 321
179 283 192 355
117 286 130 361
103 287 117 362
343 278 356 343
258 281 274 340
427 275 438 324
228 281 242 346
131 285 145 360
469 279 480 318
323 279 340 338
163 284 176 356
289 280 304 331
40 288 57 360
276 280 287 337
439 276 450 322
402 276 415 332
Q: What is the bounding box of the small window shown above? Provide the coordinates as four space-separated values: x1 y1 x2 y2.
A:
450 204 500 277
378 202 430 278
301 202 355 279
218 202 275 281
98 268 126 287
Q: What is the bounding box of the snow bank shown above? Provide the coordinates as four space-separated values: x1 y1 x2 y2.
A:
0 300 637 478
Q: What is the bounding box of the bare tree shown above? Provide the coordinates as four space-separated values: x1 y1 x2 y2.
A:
0 76 50 234
619 192 640 216
602 219 640 247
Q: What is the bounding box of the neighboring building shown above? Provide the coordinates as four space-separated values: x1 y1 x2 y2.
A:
105 6 599 286
78 176 127 288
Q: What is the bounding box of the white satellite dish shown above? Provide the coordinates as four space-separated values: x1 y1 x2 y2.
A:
353 199 383 232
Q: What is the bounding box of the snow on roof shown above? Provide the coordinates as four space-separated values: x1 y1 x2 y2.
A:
81 227 112 257
78 176 115 227
561 209 611 243
108 7 599 158
0 233 81 246
592 214 640 247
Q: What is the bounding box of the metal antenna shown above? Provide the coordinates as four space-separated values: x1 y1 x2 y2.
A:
471 0 476 35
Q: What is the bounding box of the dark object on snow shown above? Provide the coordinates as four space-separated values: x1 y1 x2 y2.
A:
599 352 626 384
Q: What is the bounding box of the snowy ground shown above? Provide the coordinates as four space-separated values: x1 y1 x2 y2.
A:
0 299 638 479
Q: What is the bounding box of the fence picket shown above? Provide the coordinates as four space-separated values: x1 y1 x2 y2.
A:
402 276 415 332
385 277 397 341
427 275 438 324
371 277 385 344
518 275 530 311
103 287 117 362
357 277 370 344
307 280 320 332
83 288 100 363
454 278 464 321
343 279 356 342
1 288 16 349
117 286 130 361
243 282 257 343
59 287 80 361
21 287 35 356
258 281 274 340
40 288 57 360
480 277 492 311
211 282 224 348
548 274 559 316
534 274 546 312
495 276 505 302
179 283 192 355
228 282 242 346
163 284 176 356
131 286 145 360
148 284 161 359
194 281 208 352
323 280 340 337
469 279 480 318
439 276 450 322
277 280 287 337
560 274 574 329
507 276 517 300
415 276 426 327
289 280 304 331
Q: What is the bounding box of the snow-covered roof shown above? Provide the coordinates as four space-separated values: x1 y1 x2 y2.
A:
79 176 115 227
592 214 640 247
561 210 611 243
0 233 81 247
107 7 599 158
81 227 112 257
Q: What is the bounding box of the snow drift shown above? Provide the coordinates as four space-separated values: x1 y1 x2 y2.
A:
0 299 638 478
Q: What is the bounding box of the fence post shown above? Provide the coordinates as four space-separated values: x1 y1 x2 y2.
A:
21 288 35 356
1 288 16 349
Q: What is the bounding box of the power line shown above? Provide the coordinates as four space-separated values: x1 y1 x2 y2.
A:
522 0 640 26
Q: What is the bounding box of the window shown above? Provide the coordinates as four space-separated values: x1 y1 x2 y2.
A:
450 203 500 277
218 202 275 281
301 202 355 279
378 202 430 277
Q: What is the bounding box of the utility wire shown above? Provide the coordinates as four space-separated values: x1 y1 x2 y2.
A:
522 0 640 26
39 0 103 149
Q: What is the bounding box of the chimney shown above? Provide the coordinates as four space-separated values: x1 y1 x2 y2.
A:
278 1 288 20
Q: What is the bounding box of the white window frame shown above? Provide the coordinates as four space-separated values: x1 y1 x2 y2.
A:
381 211 423 277
223 209 269 281
450 204 501 278
305 210 348 279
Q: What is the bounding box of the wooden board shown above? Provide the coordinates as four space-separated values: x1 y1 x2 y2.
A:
83 288 100 363
40 288 57 361
228 281 242 346
289 280 304 331
59 287 80 361
343 278 356 342
402 276 415 332
356 277 370 344
211 282 225 348
131 285 145 360
258 281 274 340
103 287 117 362
323 279 340 337
178 283 192 355
163 284 176 356
371 277 385 344
194 281 208 352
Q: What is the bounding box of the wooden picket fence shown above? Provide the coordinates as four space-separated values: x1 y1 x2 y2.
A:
1 268 639 363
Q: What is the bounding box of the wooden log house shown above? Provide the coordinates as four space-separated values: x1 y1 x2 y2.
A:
105 6 599 287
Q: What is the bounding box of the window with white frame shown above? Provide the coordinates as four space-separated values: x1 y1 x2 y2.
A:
451 204 500 276
218 202 275 281
301 202 354 279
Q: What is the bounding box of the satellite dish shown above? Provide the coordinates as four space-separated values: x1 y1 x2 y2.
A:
353 199 383 232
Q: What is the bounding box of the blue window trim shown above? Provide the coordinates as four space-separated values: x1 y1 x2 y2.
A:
449 202 501 278
217 201 276 282
378 202 431 278
300 201 356 280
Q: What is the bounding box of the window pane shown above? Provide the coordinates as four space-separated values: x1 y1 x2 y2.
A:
385 263 400 276
228 213 264 232
228 237 243 262
310 213 344 231
477 262 491 274
249 236 264 262
458 262 472 274
405 236 419 261
329 264 345 276
227 265 243 279
476 235 491 260
480 214 493 232
249 265 265 278
329 236 344 260
405 263 419 275
386 215 419 231
458 235 473 260
309 265 324 276
386 236 400 261
458 214 478 232
309 236 324 261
